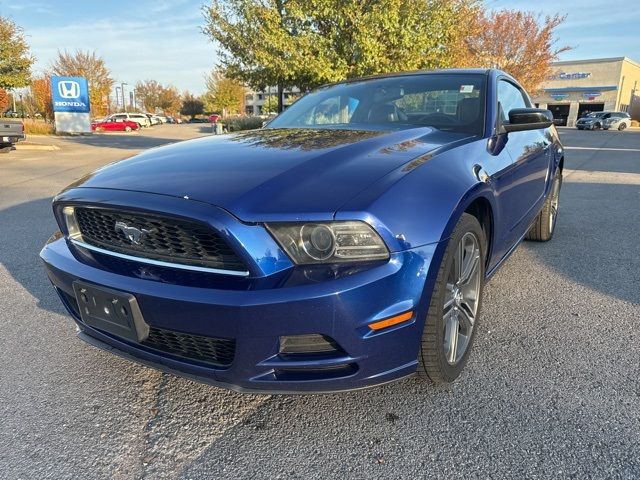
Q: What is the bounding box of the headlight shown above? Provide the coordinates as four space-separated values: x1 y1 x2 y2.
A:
62 206 82 240
266 221 389 264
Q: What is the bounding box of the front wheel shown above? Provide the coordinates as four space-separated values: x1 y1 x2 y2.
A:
124 126 132 132
417 213 486 383
526 170 562 242
618 123 627 131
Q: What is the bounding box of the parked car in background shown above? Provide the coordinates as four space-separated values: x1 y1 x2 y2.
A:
41 69 564 393
576 111 631 130
1 118 25 153
108 113 151 128
92 118 140 132
603 112 632 131
144 114 162 126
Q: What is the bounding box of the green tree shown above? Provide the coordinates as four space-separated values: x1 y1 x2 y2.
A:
50 50 114 116
203 70 245 116
261 94 278 114
202 0 477 110
0 16 34 89
180 92 204 119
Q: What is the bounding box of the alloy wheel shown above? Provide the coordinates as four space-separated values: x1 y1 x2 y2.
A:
443 232 482 365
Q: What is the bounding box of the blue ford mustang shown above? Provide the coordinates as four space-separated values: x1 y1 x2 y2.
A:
41 69 563 393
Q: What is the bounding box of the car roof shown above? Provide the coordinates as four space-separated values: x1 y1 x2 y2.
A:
319 68 517 89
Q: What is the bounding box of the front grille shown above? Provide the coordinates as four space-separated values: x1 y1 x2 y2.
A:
74 207 246 272
142 327 236 367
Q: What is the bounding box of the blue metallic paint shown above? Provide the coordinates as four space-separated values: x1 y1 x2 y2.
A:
40 69 563 392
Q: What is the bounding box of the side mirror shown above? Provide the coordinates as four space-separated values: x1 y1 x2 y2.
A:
502 108 553 133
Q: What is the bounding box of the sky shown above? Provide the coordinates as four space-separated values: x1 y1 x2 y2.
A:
2 0 640 96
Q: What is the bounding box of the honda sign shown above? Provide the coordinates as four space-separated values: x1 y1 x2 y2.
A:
51 76 90 113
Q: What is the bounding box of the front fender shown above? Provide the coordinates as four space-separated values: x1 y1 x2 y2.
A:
337 138 494 250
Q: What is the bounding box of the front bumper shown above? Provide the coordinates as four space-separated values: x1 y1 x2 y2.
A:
41 234 440 393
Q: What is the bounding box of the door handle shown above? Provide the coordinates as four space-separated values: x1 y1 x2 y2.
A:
474 165 490 183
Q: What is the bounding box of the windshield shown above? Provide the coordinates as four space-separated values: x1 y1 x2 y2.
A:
267 74 486 135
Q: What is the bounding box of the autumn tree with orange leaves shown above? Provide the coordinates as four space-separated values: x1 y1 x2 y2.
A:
30 76 53 121
0 88 9 113
460 10 571 93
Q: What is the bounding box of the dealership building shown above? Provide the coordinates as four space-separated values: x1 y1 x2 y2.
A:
531 57 640 126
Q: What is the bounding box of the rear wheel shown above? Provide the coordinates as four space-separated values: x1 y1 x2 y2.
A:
618 123 627 131
0 145 12 154
526 171 562 242
417 213 486 383
124 125 132 132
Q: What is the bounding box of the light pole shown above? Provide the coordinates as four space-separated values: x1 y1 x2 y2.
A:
115 87 121 111
121 82 128 112
19 93 24 120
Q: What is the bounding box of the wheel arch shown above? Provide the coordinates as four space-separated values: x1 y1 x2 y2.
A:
463 196 494 269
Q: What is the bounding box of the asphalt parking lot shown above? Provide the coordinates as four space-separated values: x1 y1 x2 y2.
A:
1 125 638 479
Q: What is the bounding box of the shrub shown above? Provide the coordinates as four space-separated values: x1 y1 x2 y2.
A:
224 116 264 132
24 119 54 135
631 120 639 128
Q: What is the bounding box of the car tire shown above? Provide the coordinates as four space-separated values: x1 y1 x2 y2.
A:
618 123 627 131
0 145 12 154
417 213 486 383
594 123 601 130
525 170 562 242
125 126 132 132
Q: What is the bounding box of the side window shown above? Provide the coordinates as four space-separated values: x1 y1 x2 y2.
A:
498 80 527 122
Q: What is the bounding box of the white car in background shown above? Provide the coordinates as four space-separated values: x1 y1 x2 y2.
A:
144 113 162 126
603 112 632 131
108 113 151 128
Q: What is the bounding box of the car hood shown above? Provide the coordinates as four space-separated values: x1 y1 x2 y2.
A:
70 128 471 221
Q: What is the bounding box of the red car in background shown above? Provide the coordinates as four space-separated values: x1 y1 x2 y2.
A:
92 118 140 132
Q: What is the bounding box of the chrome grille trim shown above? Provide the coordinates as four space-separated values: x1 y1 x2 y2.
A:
70 239 250 277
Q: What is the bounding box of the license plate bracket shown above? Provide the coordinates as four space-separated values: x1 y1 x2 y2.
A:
73 281 149 343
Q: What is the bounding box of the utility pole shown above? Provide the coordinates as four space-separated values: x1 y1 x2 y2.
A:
121 82 128 112
12 89 16 113
19 93 24 120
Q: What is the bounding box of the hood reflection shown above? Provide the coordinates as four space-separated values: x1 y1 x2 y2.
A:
229 128 384 151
